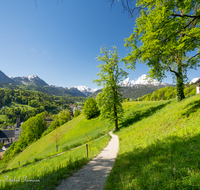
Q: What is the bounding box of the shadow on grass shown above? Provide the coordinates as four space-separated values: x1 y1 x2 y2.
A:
0 157 89 190
105 134 200 190
120 101 171 129
0 133 105 175
182 99 200 118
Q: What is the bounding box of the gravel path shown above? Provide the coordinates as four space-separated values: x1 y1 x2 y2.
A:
55 131 119 190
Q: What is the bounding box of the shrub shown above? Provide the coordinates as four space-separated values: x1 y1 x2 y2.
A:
74 109 81 118
83 97 100 119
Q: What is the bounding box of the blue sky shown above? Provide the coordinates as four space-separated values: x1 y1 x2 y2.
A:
0 0 199 89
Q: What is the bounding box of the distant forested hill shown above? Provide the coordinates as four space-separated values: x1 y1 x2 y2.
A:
0 88 86 127
140 85 196 101
90 84 172 99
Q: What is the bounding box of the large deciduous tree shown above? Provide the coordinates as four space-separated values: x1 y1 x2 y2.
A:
121 0 200 101
94 46 128 131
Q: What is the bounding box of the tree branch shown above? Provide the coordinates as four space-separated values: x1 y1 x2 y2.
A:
187 53 200 64
168 66 179 77
171 14 200 18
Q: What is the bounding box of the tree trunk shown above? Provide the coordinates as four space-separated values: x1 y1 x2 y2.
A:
115 118 118 131
114 103 118 131
176 62 185 102
56 143 58 152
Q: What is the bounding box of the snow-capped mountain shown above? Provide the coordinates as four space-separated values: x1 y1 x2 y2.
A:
189 77 200 84
71 86 97 96
119 74 168 87
10 75 48 87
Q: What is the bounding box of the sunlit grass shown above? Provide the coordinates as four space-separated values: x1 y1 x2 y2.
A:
6 114 112 170
105 95 200 189
0 134 111 190
7 101 35 110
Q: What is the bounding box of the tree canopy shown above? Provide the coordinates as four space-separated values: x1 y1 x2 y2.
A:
83 97 99 119
122 0 200 101
94 46 128 130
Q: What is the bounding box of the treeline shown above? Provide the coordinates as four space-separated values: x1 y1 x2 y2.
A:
0 88 59 125
140 85 196 101
0 88 57 109
0 88 86 126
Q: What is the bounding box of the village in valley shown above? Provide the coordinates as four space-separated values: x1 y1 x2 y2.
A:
0 102 83 158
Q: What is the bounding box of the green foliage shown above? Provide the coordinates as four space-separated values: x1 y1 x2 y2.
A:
0 142 2 149
83 97 99 119
3 113 47 162
140 85 196 101
74 109 81 118
42 109 70 137
123 0 200 101
94 46 128 130
20 112 47 144
58 109 70 126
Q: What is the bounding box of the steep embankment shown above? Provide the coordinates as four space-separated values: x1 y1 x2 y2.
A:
105 95 200 189
0 113 113 189
6 115 113 169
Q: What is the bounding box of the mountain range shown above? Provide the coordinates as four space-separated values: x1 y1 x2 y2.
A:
0 70 97 97
0 70 174 98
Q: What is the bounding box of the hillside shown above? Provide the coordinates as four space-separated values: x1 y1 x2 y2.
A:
1 94 200 189
91 84 170 99
140 85 196 101
105 95 200 189
0 113 113 189
0 88 86 127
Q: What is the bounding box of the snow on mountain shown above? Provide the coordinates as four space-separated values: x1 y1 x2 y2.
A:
189 77 200 84
75 86 97 93
27 75 37 81
73 85 97 96
119 74 167 87
12 75 48 87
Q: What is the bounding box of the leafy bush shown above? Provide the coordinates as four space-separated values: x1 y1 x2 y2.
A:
74 109 81 118
140 85 196 101
59 109 70 126
83 97 99 119
42 109 70 137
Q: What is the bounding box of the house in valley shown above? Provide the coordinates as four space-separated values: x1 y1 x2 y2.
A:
0 117 22 145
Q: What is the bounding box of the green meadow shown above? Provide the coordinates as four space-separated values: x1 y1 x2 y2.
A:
1 94 200 189
0 135 110 190
105 95 200 189
6 114 112 169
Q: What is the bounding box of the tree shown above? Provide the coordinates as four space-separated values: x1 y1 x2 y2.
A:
122 0 200 101
20 112 47 145
50 127 63 152
74 109 81 118
94 46 128 131
83 97 99 119
58 109 70 126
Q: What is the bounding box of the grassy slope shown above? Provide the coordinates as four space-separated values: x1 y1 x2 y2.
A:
0 102 35 123
105 95 200 189
6 102 35 110
0 135 111 190
7 114 112 169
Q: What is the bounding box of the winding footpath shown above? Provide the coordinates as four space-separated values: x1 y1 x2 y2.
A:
55 131 119 190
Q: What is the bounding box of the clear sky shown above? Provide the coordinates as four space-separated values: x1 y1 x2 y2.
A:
0 0 199 89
